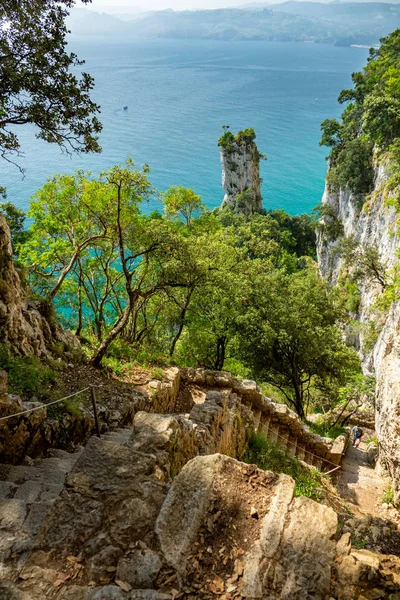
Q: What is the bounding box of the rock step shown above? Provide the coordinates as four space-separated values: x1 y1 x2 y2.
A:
0 464 69 485
47 447 83 460
32 455 80 472
0 479 63 502
102 427 133 445
0 499 55 581
0 449 83 581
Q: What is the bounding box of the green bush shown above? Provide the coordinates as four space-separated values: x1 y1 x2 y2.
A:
306 420 346 440
327 138 374 199
150 367 164 381
382 485 395 506
0 344 57 397
244 432 324 501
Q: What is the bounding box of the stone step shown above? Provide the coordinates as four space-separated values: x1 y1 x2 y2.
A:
0 464 68 486
47 447 83 460
0 499 55 581
32 456 80 472
102 428 133 445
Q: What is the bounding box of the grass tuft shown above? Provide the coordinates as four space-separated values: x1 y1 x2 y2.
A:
244 432 325 501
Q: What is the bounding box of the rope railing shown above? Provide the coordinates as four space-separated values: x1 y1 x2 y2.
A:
0 385 103 437
0 387 91 422
0 383 347 470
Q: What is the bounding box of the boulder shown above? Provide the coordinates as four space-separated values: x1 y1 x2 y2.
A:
157 453 338 599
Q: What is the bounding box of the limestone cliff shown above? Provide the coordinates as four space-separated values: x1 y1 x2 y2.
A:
220 129 263 215
317 160 400 505
0 213 79 356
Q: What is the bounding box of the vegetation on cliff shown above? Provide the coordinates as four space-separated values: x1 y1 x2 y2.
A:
320 28 400 199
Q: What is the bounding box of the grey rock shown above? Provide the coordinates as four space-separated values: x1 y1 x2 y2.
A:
156 453 227 571
220 136 262 215
242 492 337 600
87 545 122 582
116 549 162 589
336 533 352 557
0 499 27 529
0 582 32 599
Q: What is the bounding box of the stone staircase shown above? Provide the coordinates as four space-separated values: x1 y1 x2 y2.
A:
0 446 84 580
0 425 137 583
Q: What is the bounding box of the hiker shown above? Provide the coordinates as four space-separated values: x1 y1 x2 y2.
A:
352 425 363 448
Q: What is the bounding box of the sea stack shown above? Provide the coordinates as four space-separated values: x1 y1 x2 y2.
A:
219 127 264 216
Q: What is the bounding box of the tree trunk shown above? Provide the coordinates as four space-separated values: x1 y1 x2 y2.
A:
91 295 135 367
169 289 193 357
75 283 83 337
214 337 226 371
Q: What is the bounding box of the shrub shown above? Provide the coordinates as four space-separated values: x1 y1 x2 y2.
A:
328 138 374 199
382 485 395 506
244 432 324 501
0 344 57 397
150 367 164 381
306 420 346 440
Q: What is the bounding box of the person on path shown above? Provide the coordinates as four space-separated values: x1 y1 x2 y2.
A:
352 425 363 448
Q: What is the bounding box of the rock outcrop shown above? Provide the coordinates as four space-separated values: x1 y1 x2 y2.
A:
220 130 263 215
16 436 340 599
0 214 79 357
317 159 400 505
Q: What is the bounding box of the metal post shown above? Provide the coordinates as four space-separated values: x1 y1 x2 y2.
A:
90 386 101 438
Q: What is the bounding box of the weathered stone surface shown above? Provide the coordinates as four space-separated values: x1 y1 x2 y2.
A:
56 585 171 600
22 436 168 587
242 486 337 599
0 214 81 357
220 137 262 215
367 442 379 467
336 533 352 557
0 582 32 599
116 549 162 588
156 454 222 571
132 412 197 476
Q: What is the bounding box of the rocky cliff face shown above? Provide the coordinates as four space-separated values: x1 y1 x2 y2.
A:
220 142 262 215
0 214 79 357
317 161 400 505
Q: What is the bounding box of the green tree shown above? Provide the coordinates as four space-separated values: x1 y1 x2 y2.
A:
0 0 101 167
237 266 360 418
19 171 111 301
320 29 400 198
163 186 205 227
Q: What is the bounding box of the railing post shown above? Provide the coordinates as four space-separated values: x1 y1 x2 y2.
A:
90 386 101 438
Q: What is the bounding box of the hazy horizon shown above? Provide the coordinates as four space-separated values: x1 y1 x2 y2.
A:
85 0 398 13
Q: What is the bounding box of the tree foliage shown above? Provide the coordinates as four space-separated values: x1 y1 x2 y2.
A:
0 0 101 167
236 267 359 418
320 29 400 198
16 163 361 417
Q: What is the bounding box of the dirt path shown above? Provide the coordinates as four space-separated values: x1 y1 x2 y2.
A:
338 439 388 518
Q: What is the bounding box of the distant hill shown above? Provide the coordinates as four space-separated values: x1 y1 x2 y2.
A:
67 3 400 45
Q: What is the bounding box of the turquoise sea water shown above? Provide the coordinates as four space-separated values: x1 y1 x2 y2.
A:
0 39 369 215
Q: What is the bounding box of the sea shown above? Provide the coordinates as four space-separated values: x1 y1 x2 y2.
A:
0 39 369 216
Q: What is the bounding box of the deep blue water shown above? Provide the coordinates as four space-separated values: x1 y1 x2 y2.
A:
0 39 369 215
